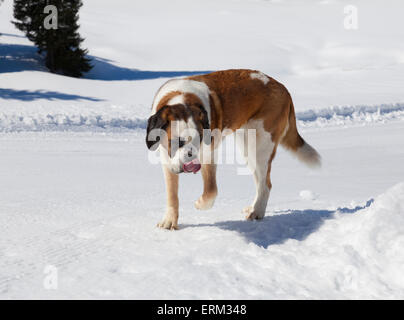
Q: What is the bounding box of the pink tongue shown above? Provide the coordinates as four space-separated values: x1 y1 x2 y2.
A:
183 158 201 174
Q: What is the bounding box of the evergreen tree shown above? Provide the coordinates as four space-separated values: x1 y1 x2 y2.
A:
13 0 92 77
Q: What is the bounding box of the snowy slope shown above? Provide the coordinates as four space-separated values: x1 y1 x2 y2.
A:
1 0 404 119
1 0 404 299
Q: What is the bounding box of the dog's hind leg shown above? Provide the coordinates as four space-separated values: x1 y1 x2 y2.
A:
195 164 218 210
243 148 277 219
239 120 277 220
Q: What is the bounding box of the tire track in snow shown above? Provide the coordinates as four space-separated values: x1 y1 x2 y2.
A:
0 215 138 294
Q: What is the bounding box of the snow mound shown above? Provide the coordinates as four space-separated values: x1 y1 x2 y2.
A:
297 103 404 128
291 182 404 298
0 103 403 132
0 104 148 132
299 190 317 200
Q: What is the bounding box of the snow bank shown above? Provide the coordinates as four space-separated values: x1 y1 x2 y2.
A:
1 102 403 132
283 182 404 298
297 103 404 128
0 104 148 132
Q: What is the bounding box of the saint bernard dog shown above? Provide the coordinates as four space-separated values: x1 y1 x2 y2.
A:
146 69 321 230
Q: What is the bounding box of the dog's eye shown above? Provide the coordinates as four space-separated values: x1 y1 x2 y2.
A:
170 139 184 148
171 137 190 149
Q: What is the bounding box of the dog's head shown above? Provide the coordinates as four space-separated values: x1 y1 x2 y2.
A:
146 103 210 174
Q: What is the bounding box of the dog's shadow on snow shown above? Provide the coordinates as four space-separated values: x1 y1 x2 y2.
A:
182 199 374 248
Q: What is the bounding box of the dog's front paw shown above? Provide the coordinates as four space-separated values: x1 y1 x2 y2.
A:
157 213 178 230
194 194 216 210
243 206 252 214
157 219 178 230
243 206 265 220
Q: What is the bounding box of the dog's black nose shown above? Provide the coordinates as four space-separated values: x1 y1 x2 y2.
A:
187 150 193 158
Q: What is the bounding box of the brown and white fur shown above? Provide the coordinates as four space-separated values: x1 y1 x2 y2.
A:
146 69 321 230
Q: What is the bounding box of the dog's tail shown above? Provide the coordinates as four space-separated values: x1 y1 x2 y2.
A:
280 100 321 168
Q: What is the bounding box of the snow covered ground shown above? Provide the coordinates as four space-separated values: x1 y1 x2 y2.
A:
1 0 404 299
1 122 404 299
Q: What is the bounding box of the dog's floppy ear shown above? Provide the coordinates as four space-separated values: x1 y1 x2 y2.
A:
192 104 211 145
146 106 169 150
200 107 210 131
201 108 211 145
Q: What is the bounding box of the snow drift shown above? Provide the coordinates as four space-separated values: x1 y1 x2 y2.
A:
1 102 403 132
283 182 404 299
